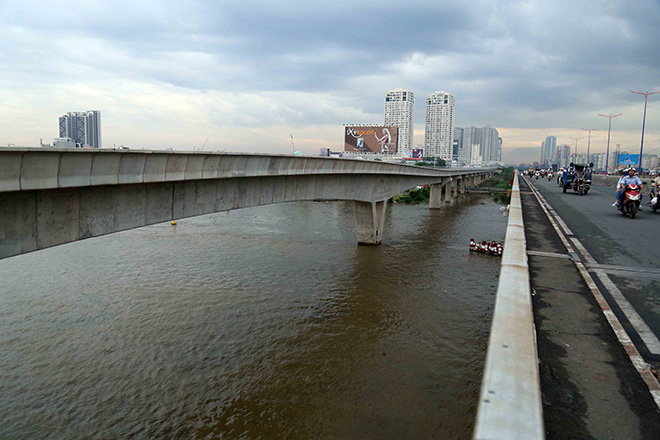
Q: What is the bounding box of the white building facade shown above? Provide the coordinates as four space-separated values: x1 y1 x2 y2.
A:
454 125 500 165
541 136 557 166
384 88 414 151
424 91 455 160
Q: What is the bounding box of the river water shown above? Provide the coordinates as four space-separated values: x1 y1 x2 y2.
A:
1 196 507 439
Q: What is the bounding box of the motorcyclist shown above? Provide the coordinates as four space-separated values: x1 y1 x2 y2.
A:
613 169 627 207
616 167 643 210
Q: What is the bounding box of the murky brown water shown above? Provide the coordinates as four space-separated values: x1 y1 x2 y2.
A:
0 196 506 439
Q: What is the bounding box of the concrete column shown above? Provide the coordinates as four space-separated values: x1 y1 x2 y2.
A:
429 181 444 209
444 179 452 203
355 200 387 245
459 177 466 195
453 178 459 198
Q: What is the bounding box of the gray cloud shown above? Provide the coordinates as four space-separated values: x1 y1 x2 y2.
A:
2 0 660 161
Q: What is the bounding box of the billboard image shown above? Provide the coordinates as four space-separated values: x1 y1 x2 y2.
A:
402 148 423 160
344 126 398 153
618 154 640 165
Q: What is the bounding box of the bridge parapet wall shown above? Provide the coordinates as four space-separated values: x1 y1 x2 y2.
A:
473 170 544 439
0 148 490 193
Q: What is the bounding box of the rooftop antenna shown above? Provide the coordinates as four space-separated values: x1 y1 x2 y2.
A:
290 134 294 155
200 137 209 151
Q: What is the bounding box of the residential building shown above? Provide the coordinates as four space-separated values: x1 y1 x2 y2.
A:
453 125 500 165
540 136 557 166
425 91 455 160
591 153 606 172
557 145 571 168
384 89 414 151
59 110 101 148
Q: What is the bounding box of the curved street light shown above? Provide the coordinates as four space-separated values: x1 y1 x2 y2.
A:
631 90 660 172
581 128 599 162
598 113 623 173
569 136 585 163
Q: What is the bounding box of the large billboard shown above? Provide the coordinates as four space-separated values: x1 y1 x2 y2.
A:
402 147 423 160
618 154 640 165
344 126 398 153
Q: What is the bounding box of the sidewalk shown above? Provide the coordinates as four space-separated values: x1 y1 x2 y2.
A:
519 179 660 439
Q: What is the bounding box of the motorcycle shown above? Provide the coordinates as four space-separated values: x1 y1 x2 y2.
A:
547 171 554 181
575 175 588 196
650 183 658 213
620 184 641 219
534 171 540 180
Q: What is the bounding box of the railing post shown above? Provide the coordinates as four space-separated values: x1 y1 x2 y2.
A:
355 200 387 245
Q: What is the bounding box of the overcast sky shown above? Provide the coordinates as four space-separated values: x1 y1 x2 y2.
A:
2 0 660 163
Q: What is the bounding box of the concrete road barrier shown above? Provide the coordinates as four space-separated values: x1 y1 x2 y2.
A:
473 170 544 440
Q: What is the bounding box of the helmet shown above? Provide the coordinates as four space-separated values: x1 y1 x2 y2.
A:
630 167 636 172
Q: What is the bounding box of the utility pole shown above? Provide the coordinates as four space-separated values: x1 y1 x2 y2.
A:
631 90 660 172
599 113 622 173
581 128 598 163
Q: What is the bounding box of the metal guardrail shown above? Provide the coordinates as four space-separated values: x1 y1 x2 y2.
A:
473 170 544 439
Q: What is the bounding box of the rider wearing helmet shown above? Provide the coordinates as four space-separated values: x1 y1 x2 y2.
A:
617 167 643 209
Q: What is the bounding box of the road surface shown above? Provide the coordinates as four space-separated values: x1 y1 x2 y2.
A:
526 174 660 362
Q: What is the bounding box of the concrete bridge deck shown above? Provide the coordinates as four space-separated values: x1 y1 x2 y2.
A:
0 148 495 259
520 176 660 439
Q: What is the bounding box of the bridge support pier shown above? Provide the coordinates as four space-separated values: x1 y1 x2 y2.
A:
444 179 452 203
459 177 466 195
355 200 387 245
453 179 459 198
429 180 445 209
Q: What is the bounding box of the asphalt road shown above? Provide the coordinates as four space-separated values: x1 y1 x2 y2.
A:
525 174 660 361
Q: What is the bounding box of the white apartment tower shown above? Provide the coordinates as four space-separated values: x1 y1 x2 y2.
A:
384 88 415 151
425 91 455 159
59 110 101 148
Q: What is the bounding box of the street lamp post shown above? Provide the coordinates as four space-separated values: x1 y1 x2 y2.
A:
569 136 585 163
598 113 623 173
581 128 598 163
631 90 660 173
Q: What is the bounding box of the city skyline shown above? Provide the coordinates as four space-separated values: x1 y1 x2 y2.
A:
1 0 659 163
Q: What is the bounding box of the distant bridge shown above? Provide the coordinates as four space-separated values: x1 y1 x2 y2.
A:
0 148 496 259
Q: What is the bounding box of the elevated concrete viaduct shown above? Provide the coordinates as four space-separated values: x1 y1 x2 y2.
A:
0 148 496 259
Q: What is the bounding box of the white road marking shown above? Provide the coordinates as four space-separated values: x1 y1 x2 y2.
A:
593 269 660 355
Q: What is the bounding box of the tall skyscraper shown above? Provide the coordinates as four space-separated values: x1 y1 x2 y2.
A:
384 89 414 151
425 91 455 160
557 144 571 168
541 135 557 165
59 110 101 148
454 125 500 165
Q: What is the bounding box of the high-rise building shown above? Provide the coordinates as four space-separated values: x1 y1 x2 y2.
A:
541 136 557 165
425 91 455 160
384 89 414 151
59 111 101 148
454 125 500 165
591 153 606 171
557 145 571 168
453 127 464 163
